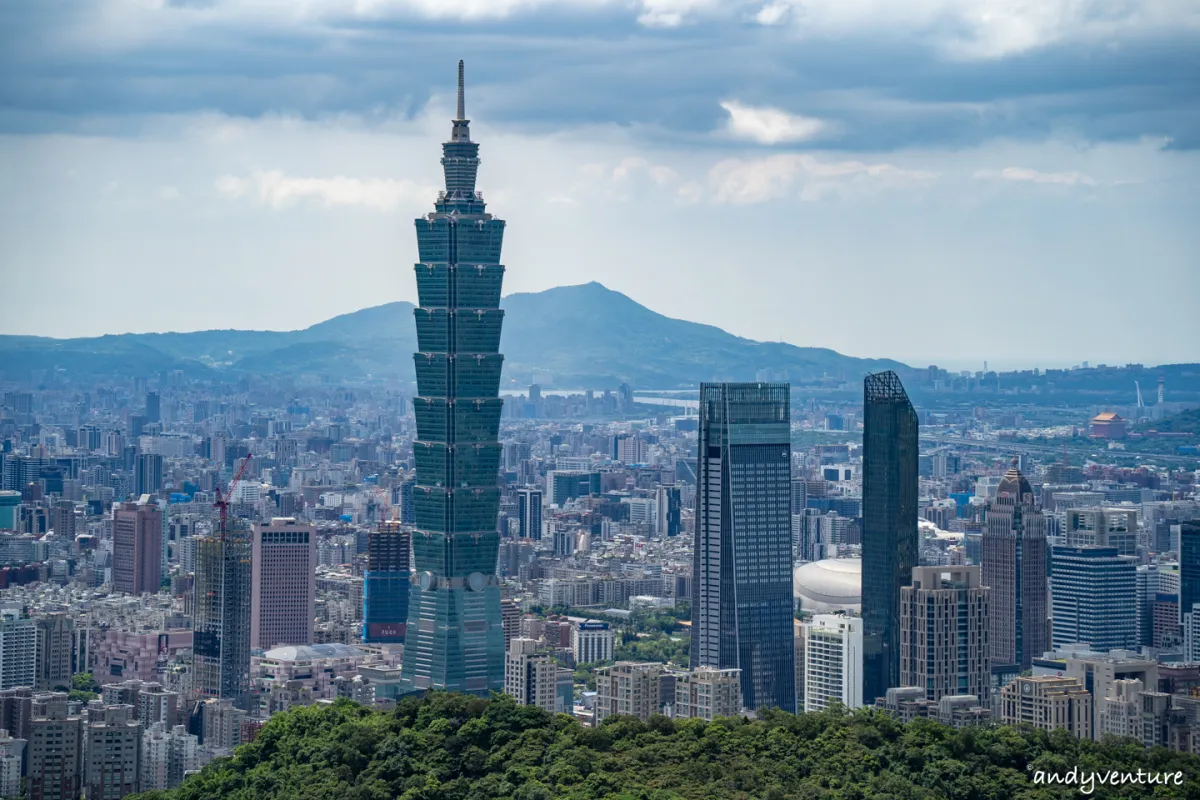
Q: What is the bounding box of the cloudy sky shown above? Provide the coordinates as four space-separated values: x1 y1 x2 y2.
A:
1 0 1197 369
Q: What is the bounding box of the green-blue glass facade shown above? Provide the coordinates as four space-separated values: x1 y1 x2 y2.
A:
400 62 506 696
861 371 919 704
690 383 796 713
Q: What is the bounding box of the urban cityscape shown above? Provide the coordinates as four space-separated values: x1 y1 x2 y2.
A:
2 4 1199 798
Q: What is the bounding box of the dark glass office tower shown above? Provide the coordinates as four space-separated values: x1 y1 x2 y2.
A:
362 521 411 643
1181 521 1200 623
690 383 795 712
861 371 918 704
401 62 506 695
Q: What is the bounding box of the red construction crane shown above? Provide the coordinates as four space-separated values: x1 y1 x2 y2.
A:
369 486 398 523
214 454 252 537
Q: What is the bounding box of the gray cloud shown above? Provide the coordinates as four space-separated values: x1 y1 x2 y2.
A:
1 1 1198 367
1 1 1197 150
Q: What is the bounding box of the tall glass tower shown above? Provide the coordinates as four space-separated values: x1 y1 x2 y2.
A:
1180 521 1200 627
690 383 796 712
861 370 918 704
401 61 506 695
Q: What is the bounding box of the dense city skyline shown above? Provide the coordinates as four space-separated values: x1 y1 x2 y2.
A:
1 7 1200 796
1 3 1197 364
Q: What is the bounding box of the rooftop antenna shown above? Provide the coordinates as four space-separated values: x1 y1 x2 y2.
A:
456 59 465 121
450 60 471 143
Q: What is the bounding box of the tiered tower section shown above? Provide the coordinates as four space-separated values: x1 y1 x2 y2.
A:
401 61 506 695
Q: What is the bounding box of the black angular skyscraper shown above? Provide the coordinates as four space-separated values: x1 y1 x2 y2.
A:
691 383 796 712
401 62 506 695
1181 521 1200 625
861 371 918 704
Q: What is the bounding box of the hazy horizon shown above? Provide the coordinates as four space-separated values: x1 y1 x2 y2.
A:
1 281 1186 372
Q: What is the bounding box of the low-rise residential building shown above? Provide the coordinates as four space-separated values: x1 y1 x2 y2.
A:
504 637 558 714
999 676 1092 738
673 667 742 721
595 662 662 723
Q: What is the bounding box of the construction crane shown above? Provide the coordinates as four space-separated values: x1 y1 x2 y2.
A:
213 454 252 537
367 485 399 524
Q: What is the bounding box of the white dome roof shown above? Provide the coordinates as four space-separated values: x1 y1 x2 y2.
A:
262 643 365 662
794 558 861 613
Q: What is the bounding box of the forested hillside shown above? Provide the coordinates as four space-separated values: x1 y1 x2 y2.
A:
131 692 1200 800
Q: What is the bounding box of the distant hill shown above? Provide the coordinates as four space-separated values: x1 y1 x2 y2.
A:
1139 406 1200 435
0 282 907 388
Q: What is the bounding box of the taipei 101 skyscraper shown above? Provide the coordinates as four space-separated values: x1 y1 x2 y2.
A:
401 61 506 695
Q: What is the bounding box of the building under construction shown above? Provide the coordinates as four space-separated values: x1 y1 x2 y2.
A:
362 521 411 644
191 522 252 710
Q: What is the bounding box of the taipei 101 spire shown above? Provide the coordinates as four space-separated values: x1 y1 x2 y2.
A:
401 61 507 696
457 60 465 120
451 59 470 142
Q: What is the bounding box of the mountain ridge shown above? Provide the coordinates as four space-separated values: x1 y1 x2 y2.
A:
0 281 908 387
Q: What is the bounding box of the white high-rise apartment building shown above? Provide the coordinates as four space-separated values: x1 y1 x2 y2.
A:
0 608 36 690
803 615 863 712
615 435 647 465
142 723 199 792
142 724 170 792
572 621 614 665
0 728 22 799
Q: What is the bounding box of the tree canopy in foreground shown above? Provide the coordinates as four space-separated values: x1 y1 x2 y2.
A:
132 693 1200 800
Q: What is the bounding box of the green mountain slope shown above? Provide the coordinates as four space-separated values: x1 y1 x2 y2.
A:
130 693 1200 800
1139 407 1200 435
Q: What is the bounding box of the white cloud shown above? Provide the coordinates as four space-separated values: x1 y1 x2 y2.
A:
754 2 790 25
635 0 719 27
352 0 583 21
687 153 937 204
215 169 437 210
974 166 1098 186
720 100 828 144
748 0 1200 59
2 110 1195 366
52 0 1200 59
611 156 679 186
573 156 680 202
